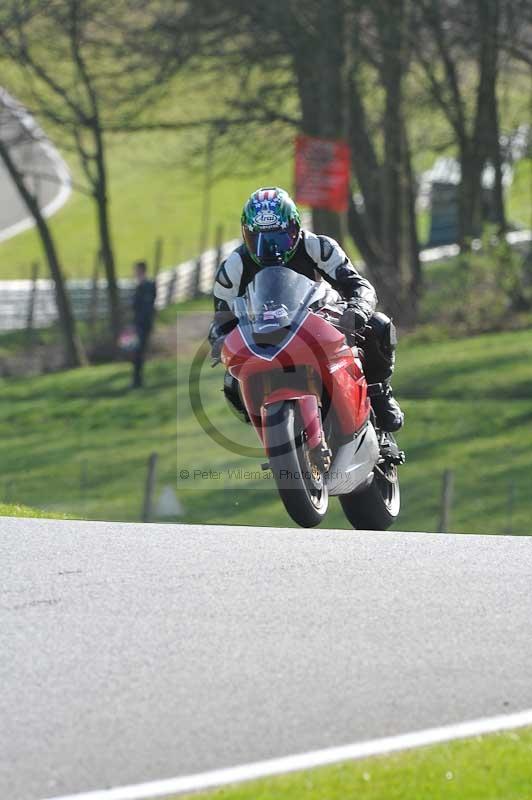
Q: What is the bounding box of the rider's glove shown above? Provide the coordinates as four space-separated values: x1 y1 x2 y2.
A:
339 302 370 336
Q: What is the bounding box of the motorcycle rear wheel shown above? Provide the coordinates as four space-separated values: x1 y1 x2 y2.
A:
265 400 328 528
340 461 400 531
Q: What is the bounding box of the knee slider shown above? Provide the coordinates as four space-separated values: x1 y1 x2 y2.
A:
362 313 396 384
223 371 239 402
223 372 247 420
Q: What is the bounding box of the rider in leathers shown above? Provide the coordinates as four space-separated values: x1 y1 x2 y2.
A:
209 187 404 433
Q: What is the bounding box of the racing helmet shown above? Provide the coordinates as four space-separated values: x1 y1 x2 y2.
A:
241 187 301 267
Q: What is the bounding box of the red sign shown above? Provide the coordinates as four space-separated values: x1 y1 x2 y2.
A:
295 134 351 213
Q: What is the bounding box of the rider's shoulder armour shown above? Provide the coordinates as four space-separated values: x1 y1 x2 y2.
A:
285 231 323 280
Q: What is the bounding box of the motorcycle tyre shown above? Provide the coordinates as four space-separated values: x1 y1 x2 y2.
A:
265 401 328 528
340 463 400 531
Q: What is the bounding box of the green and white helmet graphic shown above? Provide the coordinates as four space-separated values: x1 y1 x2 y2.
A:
241 187 301 267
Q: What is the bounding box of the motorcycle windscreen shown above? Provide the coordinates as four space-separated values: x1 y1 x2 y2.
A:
245 267 317 333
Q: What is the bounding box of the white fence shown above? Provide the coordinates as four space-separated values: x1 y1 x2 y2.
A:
1 231 530 333
0 239 240 332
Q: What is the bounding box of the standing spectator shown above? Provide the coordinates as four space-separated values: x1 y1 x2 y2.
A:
132 260 156 388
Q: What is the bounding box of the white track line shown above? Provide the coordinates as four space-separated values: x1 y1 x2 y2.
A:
42 707 532 800
0 89 71 244
0 172 71 243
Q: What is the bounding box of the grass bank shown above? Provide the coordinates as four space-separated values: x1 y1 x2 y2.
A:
180 727 532 800
2 322 532 532
0 503 71 519
0 123 292 279
0 357 178 522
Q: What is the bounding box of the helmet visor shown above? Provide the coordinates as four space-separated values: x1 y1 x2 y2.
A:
243 226 299 266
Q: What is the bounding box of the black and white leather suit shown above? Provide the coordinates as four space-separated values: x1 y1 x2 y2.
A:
209 230 402 431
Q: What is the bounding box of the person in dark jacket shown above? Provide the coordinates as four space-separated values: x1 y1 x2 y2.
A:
131 260 156 388
208 187 403 432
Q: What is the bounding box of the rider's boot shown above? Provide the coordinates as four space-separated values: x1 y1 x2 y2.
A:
368 381 404 432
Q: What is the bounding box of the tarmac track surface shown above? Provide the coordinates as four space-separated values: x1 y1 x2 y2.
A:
0 89 70 243
1 518 532 799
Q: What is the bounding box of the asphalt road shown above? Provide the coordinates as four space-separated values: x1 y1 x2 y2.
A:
0 91 69 243
2 518 532 800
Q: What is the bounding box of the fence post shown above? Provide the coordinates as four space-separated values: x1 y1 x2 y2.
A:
26 262 39 333
165 269 178 307
153 237 164 279
192 255 203 299
505 481 516 535
142 452 158 522
4 481 13 504
80 459 88 507
438 470 454 533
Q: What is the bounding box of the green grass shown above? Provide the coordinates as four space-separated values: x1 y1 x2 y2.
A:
0 357 179 521
177 325 532 535
171 295 212 318
0 503 71 519
507 158 532 230
0 57 295 278
0 299 185 361
3 320 532 532
180 727 532 800
418 244 532 337
0 122 293 279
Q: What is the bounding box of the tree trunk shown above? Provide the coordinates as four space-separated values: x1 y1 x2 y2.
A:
380 7 404 309
93 124 121 341
291 0 348 246
483 0 506 233
348 74 382 247
459 0 503 244
0 139 85 368
459 142 484 244
311 208 344 242
348 197 398 313
489 99 506 233
363 0 419 323
402 120 422 323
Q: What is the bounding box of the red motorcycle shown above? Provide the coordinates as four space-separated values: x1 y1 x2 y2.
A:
222 267 404 529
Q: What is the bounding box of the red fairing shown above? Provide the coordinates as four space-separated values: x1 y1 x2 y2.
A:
261 392 322 452
221 311 370 443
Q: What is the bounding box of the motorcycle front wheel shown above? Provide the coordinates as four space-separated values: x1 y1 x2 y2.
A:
265 400 328 528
